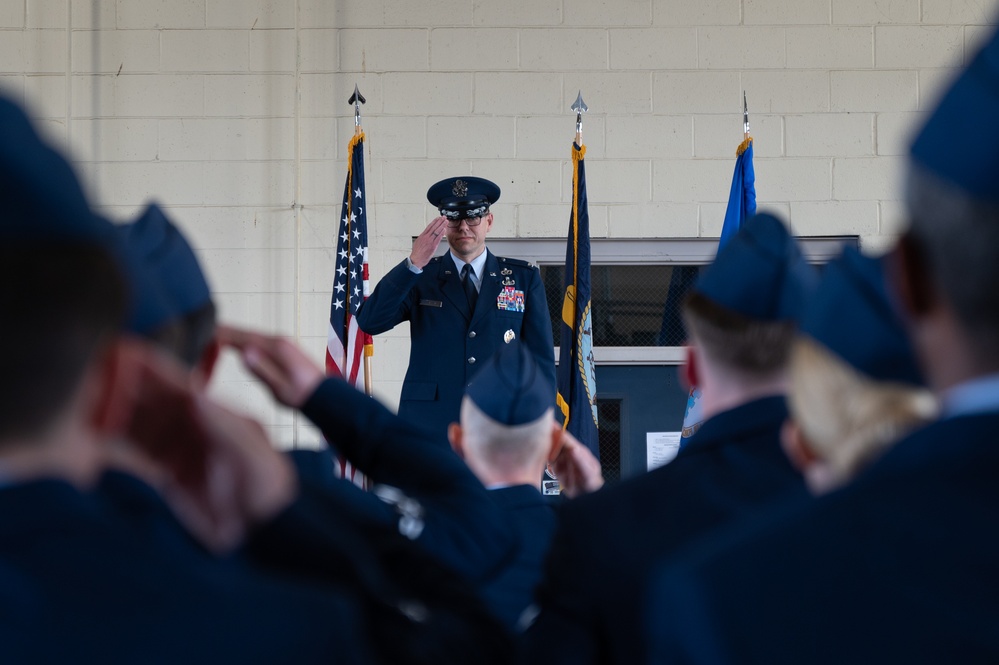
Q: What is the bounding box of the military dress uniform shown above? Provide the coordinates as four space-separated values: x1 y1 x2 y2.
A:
524 213 817 665
460 341 559 630
648 409 999 664
525 396 804 664
357 176 555 442
645 247 976 664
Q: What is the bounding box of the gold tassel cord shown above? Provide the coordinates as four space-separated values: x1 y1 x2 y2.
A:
736 136 753 157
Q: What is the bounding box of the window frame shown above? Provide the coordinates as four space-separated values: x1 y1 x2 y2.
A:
487 236 861 365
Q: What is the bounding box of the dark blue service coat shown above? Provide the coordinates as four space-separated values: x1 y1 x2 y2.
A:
357 251 556 441
524 396 807 665
296 376 516 584
647 411 999 664
481 484 557 630
0 478 367 665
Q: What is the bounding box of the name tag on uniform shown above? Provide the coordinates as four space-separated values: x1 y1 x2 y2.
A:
496 286 525 313
419 299 442 308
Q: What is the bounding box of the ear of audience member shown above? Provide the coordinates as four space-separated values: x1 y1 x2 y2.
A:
782 248 938 494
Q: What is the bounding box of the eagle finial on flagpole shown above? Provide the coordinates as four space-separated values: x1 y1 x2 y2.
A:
572 90 588 146
349 84 366 136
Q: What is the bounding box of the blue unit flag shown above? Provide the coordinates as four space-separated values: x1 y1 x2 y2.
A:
681 137 756 443
556 142 599 457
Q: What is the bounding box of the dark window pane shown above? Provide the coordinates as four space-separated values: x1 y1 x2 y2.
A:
541 264 702 347
596 398 622 484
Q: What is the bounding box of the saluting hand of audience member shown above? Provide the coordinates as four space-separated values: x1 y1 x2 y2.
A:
550 429 604 498
409 216 448 269
217 325 326 409
118 339 297 553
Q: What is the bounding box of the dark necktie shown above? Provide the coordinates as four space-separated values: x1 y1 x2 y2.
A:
461 263 478 310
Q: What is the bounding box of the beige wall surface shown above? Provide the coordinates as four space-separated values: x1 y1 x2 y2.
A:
1 0 995 445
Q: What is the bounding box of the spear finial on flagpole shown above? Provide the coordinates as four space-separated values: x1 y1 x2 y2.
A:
349 84 366 136
743 90 750 140
572 90 588 146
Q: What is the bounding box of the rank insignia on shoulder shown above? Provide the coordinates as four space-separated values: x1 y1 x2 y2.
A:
496 286 525 312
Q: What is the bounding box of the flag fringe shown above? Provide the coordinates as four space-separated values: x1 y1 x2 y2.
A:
556 391 570 429
736 136 753 157
348 131 365 159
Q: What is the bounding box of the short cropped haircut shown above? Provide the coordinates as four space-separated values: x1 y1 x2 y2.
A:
681 291 796 376
906 165 999 365
789 336 937 484
459 397 553 474
0 243 126 441
145 300 217 368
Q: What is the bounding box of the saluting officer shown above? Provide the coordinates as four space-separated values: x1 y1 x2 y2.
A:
358 176 556 443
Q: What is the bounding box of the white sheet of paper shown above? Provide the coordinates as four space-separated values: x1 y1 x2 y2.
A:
647 432 682 471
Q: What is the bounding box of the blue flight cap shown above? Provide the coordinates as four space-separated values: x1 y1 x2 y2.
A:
692 213 818 322
910 25 999 202
0 95 167 333
0 96 111 245
118 203 212 329
465 341 554 426
427 176 500 220
801 248 925 387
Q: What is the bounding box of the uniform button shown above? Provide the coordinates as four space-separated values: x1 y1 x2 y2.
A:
468 357 476 364
468 331 476 338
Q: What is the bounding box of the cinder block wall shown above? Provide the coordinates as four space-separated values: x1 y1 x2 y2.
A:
1 0 995 445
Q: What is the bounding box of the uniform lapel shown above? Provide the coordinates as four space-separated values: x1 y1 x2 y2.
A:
438 252 472 320
472 251 502 328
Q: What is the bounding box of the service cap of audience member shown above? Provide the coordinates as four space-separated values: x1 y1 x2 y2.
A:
682 212 818 388
0 96 169 336
693 212 817 323
0 96 161 457
902 27 999 375
117 204 217 370
785 248 937 493
451 341 559 486
801 248 924 387
465 341 553 426
909 33 999 204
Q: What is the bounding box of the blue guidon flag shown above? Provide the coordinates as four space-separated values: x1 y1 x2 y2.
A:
681 134 756 442
556 142 599 457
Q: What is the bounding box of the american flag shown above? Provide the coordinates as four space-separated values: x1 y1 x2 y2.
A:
326 131 371 385
325 131 372 484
